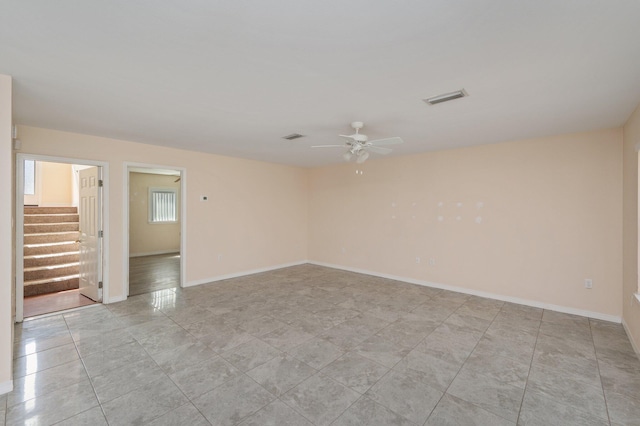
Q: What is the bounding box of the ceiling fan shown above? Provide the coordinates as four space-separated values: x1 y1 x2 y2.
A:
312 121 403 163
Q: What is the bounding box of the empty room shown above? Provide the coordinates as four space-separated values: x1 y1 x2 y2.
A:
1 1 640 425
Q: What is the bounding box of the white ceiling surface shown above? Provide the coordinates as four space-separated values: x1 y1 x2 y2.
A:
2 1 640 167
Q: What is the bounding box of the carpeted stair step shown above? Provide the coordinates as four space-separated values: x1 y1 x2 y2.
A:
24 262 79 281
24 213 79 224
24 275 80 297
24 241 79 256
24 222 80 234
24 231 79 245
23 206 82 297
24 251 79 268
25 206 78 214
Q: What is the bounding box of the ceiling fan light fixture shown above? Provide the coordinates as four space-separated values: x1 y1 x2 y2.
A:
343 152 353 161
356 151 369 164
423 89 468 105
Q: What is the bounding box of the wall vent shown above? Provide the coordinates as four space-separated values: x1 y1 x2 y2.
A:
423 89 468 105
282 133 305 140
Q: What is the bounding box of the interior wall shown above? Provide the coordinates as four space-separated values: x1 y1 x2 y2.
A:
623 102 640 352
0 74 13 394
309 128 623 319
129 172 181 256
38 161 73 206
17 125 309 302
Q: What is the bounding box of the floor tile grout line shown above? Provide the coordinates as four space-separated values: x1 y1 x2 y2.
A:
420 299 518 425
514 308 543 426
589 318 614 426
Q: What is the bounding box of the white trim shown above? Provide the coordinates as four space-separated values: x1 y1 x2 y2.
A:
0 379 13 395
130 250 180 258
185 260 308 288
124 162 186 299
309 261 622 323
635 293 640 304
622 318 640 358
15 154 110 322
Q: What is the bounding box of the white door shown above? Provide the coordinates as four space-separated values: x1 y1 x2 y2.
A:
78 167 103 301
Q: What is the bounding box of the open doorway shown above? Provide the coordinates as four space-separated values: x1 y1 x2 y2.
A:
127 166 184 296
16 155 107 320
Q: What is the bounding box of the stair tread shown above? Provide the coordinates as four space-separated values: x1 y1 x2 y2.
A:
25 222 80 226
25 274 80 285
24 213 79 216
24 241 78 248
24 251 79 259
24 262 80 272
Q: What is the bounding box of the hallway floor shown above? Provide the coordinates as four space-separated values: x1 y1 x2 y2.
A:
129 253 180 296
6 265 640 425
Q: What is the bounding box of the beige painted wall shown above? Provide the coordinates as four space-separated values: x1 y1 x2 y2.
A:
623 103 640 352
129 172 181 256
0 75 13 392
39 161 74 206
309 129 623 319
17 125 309 302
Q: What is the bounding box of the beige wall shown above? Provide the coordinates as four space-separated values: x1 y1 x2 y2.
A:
17 125 309 302
129 172 181 256
623 103 640 352
309 129 623 319
0 75 13 393
39 161 74 206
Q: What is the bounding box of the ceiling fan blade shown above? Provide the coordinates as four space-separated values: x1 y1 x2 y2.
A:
339 134 356 140
311 144 346 148
368 136 404 146
367 146 392 155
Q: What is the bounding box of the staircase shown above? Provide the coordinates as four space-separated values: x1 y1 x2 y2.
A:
24 206 80 297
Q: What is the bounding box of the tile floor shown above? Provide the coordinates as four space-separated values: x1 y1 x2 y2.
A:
5 264 640 425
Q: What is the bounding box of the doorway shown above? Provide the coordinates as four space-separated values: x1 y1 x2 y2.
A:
126 165 185 296
15 154 108 321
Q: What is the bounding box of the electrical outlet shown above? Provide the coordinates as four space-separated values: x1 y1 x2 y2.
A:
217 254 223 261
429 258 436 266
584 279 593 289
415 257 421 264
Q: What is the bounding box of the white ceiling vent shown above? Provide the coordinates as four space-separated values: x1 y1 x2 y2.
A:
282 133 305 140
424 89 468 105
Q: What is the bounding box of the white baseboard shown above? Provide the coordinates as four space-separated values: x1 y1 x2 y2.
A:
309 261 622 323
0 379 13 395
185 260 308 288
622 318 640 358
129 250 180 258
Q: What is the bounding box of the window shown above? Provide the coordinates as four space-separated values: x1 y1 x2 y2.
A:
24 159 35 195
149 188 178 223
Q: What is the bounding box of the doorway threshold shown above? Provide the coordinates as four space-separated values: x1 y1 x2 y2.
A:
23 289 98 319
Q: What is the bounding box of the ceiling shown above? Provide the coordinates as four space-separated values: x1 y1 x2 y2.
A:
2 1 640 167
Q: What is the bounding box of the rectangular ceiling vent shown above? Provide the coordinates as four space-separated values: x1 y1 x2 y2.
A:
282 133 305 140
424 89 468 105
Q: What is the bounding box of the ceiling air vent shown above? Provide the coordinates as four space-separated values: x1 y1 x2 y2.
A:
282 133 305 140
423 89 468 105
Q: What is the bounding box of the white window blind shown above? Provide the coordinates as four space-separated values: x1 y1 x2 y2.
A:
149 188 177 223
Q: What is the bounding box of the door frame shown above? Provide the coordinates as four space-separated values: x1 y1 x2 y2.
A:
124 162 186 297
15 154 110 322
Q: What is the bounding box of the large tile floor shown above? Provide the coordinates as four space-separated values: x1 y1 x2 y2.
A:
5 265 640 425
